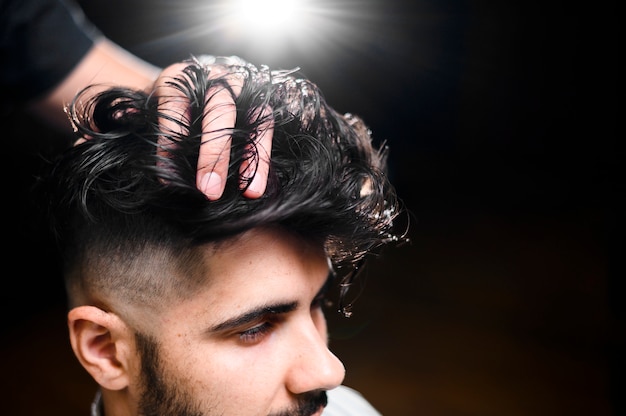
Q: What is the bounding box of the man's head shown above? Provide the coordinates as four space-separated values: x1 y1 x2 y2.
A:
44 59 402 415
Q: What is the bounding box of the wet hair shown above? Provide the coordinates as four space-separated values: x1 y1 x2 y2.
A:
43 58 404 315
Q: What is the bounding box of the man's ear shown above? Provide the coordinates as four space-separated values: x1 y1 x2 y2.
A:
68 306 135 391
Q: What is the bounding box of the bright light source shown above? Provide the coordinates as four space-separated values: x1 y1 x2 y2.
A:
232 0 305 33
186 0 385 64
237 0 298 26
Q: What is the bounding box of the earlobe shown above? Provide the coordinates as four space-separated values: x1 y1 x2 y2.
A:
68 306 133 391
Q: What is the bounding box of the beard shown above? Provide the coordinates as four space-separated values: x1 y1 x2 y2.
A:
135 331 204 416
134 331 328 416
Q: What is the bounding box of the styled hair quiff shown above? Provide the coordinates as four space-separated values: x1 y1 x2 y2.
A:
43 59 404 315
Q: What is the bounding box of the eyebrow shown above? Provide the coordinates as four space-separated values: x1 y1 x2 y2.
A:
209 301 298 333
209 272 335 334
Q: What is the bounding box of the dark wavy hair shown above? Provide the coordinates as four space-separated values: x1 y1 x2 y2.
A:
43 59 404 315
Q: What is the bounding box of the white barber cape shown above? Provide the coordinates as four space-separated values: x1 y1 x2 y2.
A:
91 385 382 415
324 385 382 415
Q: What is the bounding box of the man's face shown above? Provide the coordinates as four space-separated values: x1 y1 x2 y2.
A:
130 228 345 416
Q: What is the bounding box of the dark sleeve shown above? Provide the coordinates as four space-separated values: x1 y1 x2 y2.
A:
0 0 103 103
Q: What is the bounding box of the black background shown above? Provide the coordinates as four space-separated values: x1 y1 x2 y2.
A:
2 1 620 415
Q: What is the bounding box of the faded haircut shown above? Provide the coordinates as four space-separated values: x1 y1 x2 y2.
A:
42 58 404 315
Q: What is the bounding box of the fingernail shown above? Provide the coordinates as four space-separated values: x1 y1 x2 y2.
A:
200 172 223 199
244 172 266 198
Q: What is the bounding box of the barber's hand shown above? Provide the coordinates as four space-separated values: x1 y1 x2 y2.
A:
154 61 273 200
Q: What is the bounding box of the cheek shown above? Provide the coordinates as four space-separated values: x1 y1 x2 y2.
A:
151 342 283 415
177 339 290 401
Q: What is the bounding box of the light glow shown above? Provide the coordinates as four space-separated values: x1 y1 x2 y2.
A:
153 0 391 66
232 0 306 34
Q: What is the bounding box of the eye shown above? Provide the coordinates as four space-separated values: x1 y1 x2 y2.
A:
238 322 274 344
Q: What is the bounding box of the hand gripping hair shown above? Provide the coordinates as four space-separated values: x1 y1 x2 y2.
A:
44 57 408 316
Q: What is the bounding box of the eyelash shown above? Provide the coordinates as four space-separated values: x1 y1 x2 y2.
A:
239 322 274 344
237 294 332 344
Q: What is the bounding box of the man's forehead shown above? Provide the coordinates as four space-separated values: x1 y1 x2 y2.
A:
195 227 326 266
163 228 331 324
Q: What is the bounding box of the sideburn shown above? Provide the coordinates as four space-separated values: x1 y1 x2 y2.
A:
134 331 204 416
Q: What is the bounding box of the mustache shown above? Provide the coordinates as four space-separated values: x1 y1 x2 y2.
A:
270 391 328 416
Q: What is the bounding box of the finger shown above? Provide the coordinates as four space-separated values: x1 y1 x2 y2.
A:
240 105 274 199
197 80 238 200
206 64 244 96
155 63 192 159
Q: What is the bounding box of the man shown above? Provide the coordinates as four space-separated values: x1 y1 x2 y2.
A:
43 58 404 415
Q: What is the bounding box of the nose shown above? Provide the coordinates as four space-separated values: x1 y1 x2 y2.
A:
285 318 346 394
